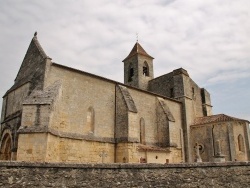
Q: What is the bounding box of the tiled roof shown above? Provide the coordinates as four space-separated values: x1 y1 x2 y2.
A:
123 42 154 61
192 114 249 125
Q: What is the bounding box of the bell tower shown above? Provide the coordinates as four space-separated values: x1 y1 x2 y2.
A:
123 42 154 90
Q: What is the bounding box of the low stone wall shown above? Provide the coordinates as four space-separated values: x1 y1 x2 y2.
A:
0 161 249 187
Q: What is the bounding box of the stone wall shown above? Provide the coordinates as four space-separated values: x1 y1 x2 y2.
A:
0 161 249 187
191 121 250 162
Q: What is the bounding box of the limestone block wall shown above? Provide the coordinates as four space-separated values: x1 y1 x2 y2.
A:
20 105 37 127
21 104 51 128
127 89 183 146
115 86 129 142
148 72 174 97
179 97 194 162
116 143 138 163
213 123 232 160
169 147 183 163
187 79 204 118
156 99 170 146
243 122 250 160
4 83 30 117
127 89 157 145
233 122 249 161
164 99 183 148
128 112 139 141
0 97 7 123
191 121 250 162
0 162 249 187
190 125 211 162
201 88 212 116
0 84 30 160
17 133 48 162
142 151 168 164
45 64 116 139
46 134 115 163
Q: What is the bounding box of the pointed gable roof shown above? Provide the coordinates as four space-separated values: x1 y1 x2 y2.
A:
123 42 154 62
15 34 49 82
30 35 48 59
5 33 51 95
192 114 249 126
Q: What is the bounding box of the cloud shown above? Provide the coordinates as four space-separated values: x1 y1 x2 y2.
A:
207 70 250 84
0 0 250 119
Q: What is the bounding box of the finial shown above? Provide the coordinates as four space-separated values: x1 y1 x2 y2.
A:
136 32 138 42
34 31 37 37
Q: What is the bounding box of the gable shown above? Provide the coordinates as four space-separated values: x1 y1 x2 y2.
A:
15 35 48 82
5 35 50 95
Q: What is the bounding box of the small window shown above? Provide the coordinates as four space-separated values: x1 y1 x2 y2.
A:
128 63 134 82
143 61 149 76
86 107 95 133
140 118 145 144
170 88 174 98
191 87 196 99
238 134 245 152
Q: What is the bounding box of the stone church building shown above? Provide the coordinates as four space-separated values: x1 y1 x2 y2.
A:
0 34 249 163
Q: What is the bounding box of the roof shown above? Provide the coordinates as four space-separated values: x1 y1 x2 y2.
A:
123 42 154 62
51 63 182 104
192 114 249 126
31 35 48 59
23 81 61 105
4 34 50 96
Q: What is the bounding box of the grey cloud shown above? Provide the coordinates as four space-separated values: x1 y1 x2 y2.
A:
0 0 249 120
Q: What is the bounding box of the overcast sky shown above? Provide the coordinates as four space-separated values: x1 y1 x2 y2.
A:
0 0 250 120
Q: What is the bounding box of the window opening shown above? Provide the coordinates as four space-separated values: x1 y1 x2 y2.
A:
170 88 174 98
86 107 95 133
143 61 149 76
128 64 134 82
238 134 245 152
140 118 145 144
192 87 195 99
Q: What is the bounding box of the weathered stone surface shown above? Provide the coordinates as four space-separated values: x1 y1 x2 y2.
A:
1 35 249 166
0 162 249 188
117 85 137 113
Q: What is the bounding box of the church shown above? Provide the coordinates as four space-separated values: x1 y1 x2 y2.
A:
0 33 249 163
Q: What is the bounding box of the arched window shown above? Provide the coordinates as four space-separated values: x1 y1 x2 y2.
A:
238 134 245 152
143 61 149 76
86 107 95 133
128 63 134 82
0 133 12 160
140 118 145 144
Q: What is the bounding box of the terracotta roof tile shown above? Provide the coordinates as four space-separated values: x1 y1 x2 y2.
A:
123 42 154 61
192 114 249 126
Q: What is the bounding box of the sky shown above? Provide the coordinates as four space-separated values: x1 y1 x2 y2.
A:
0 0 250 120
